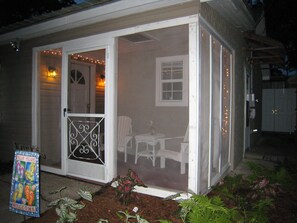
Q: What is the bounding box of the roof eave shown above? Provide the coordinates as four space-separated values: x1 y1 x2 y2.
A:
207 0 256 31
0 0 201 46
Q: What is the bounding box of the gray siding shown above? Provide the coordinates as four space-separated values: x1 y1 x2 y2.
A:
0 45 32 162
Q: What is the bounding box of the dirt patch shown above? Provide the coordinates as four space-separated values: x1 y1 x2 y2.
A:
23 180 297 223
25 186 182 223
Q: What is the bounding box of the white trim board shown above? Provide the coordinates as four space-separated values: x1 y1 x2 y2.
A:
0 0 199 45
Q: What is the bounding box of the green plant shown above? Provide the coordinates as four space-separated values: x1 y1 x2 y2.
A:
246 161 271 182
116 210 150 223
97 211 172 223
246 198 273 223
97 219 109 223
230 162 286 222
48 187 93 223
179 194 240 223
246 161 292 184
195 173 274 222
271 166 294 189
211 174 247 201
112 169 147 205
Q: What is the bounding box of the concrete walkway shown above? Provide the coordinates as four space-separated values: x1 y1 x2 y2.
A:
234 132 297 176
0 171 102 223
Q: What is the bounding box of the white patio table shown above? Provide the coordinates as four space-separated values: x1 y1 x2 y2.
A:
134 133 165 166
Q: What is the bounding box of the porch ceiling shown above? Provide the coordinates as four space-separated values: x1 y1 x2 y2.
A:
243 31 286 66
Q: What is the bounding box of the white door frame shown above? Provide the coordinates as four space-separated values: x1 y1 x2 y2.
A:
32 37 117 183
62 38 116 183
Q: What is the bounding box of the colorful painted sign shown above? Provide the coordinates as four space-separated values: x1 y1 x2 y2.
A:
9 150 40 217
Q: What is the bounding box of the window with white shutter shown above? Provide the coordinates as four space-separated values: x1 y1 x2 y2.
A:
156 55 189 106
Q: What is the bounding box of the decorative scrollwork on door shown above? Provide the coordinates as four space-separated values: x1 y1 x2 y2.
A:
67 116 104 164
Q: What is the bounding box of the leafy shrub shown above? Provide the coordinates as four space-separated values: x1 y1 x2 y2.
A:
179 194 240 223
271 166 294 189
117 210 149 223
246 198 273 223
112 169 147 205
246 161 271 182
210 162 289 222
48 187 93 223
246 161 294 190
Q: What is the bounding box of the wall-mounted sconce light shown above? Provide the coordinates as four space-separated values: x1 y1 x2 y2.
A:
48 66 57 78
10 38 21 52
98 74 105 87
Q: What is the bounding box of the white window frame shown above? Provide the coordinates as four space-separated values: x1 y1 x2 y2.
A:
155 55 189 107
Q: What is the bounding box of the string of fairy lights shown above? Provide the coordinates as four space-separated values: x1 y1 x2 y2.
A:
222 51 230 136
41 50 105 65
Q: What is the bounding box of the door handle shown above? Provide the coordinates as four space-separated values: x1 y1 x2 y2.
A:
63 108 71 117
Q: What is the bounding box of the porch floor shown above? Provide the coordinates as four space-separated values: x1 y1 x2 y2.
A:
117 152 188 191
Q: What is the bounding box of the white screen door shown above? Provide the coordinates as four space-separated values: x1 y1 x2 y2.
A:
65 50 106 182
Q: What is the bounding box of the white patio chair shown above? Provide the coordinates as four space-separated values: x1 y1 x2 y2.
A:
156 126 189 174
117 116 134 162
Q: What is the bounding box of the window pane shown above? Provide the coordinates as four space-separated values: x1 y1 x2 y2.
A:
162 92 172 100
162 71 171 80
173 61 183 67
211 36 221 178
39 48 62 169
199 26 211 193
172 61 183 79
118 25 189 193
163 62 172 67
173 92 182 100
162 63 172 80
172 69 183 79
77 71 85 85
162 82 172 91
221 47 231 167
173 82 182 90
